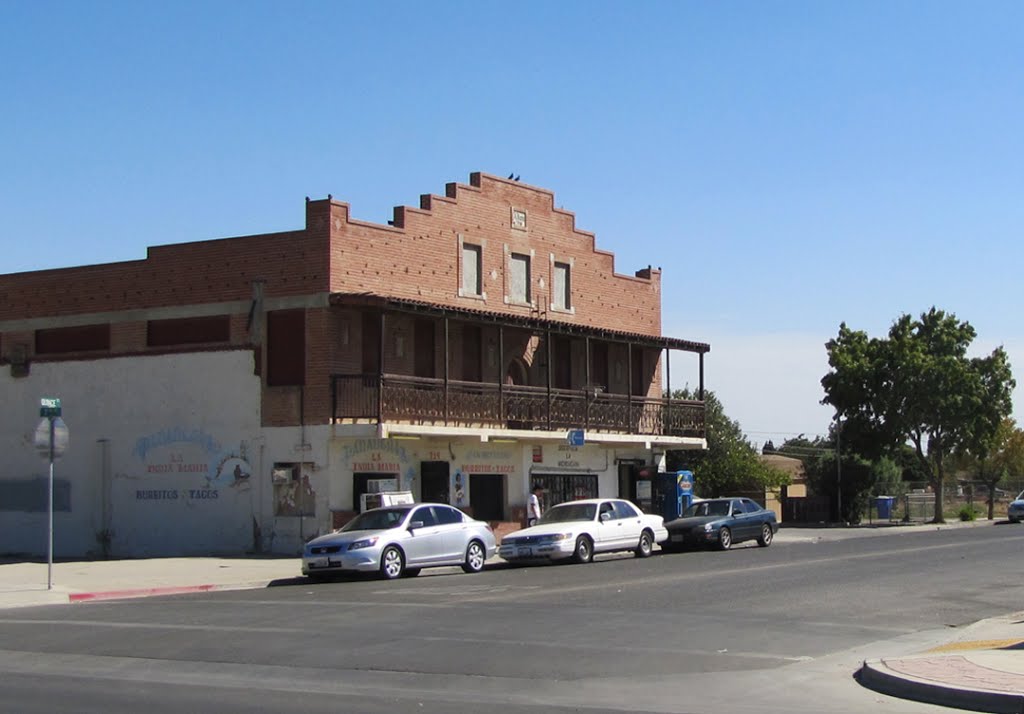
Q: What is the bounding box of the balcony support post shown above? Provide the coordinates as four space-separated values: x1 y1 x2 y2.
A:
699 351 705 401
585 336 591 430
330 375 337 424
377 310 385 422
444 317 450 424
665 347 671 434
498 327 505 422
546 328 552 431
627 342 633 434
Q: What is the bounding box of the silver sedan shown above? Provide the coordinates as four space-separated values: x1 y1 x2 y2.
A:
302 503 497 580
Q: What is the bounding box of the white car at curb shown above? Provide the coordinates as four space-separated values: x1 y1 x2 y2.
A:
498 498 668 564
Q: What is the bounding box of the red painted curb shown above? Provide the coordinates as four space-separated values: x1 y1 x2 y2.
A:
69 584 219 603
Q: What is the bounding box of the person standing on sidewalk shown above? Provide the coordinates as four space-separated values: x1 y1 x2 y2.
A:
527 484 544 526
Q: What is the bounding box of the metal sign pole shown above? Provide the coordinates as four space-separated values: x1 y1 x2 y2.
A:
36 397 66 592
48 416 54 591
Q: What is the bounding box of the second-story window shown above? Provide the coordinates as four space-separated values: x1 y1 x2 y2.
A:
462 243 482 297
267 309 306 386
36 324 110 354
553 261 571 311
509 252 531 304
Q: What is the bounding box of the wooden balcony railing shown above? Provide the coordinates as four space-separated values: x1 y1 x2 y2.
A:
330 373 705 439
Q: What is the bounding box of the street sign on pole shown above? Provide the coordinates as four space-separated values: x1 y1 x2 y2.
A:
35 398 68 591
40 397 62 418
34 417 69 460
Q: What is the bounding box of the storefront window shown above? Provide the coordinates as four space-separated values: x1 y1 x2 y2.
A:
529 473 597 509
272 463 316 517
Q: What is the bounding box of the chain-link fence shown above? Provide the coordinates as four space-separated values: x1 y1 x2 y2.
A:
862 480 1024 523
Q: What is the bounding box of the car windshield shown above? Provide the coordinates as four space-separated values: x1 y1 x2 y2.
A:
538 503 597 524
339 507 411 532
1017 490 1024 501
683 501 731 518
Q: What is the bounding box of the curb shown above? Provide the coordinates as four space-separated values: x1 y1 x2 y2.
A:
68 580 273 604
859 658 1024 714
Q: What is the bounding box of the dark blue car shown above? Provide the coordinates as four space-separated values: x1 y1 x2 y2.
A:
663 497 778 551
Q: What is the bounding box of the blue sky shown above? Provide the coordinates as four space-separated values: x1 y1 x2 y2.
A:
3 1 1022 445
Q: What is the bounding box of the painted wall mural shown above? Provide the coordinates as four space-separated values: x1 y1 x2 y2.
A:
451 469 467 507
132 427 252 503
341 439 415 490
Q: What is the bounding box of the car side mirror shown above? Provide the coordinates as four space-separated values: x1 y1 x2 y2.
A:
599 512 612 522
408 521 424 531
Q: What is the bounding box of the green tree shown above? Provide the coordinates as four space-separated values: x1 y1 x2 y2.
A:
953 418 1024 519
775 434 832 460
821 308 1015 523
666 388 789 496
777 432 875 522
991 421 1024 485
778 432 904 523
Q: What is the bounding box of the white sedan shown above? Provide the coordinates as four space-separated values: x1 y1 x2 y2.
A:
498 498 668 564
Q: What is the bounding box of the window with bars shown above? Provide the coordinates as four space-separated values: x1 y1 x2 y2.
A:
529 473 598 509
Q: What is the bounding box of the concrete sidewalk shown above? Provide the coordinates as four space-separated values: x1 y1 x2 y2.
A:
859 611 1024 714
0 556 302 608
1 520 1021 713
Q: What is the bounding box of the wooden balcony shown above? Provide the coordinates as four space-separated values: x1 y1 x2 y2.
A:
330 373 705 439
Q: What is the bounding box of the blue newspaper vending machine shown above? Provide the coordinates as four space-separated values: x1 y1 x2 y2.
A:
653 470 695 521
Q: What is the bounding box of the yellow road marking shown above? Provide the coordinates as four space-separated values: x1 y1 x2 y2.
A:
927 639 1024 652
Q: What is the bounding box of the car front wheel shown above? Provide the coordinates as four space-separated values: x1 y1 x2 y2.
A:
717 527 732 551
573 536 593 564
757 524 774 547
462 540 486 573
380 546 405 579
635 530 654 558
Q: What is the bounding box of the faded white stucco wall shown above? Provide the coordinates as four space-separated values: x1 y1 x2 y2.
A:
259 424 331 554
0 351 265 557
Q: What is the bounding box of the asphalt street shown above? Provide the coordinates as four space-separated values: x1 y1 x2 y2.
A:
1 524 1022 713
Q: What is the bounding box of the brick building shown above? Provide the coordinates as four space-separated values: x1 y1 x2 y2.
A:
0 172 709 557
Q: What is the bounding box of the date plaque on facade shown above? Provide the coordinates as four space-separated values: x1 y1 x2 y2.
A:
511 208 527 230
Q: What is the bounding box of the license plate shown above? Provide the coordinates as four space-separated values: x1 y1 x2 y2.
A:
517 547 532 557
308 557 328 569
670 534 684 542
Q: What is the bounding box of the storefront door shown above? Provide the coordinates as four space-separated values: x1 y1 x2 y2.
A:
421 461 450 504
469 474 505 521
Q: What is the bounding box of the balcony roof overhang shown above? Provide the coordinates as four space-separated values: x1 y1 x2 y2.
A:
331 421 707 450
329 292 710 354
